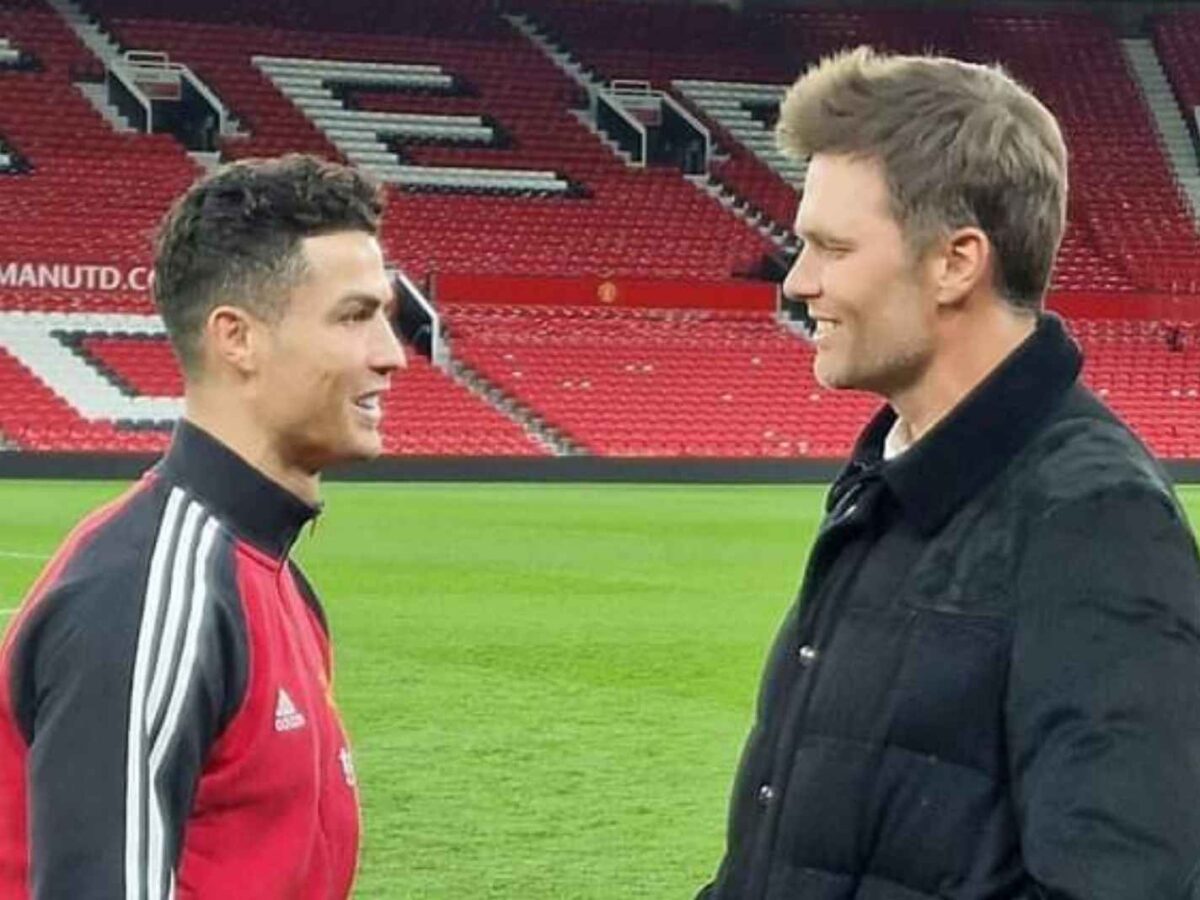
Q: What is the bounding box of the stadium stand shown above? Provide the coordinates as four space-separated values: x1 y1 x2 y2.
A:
0 2 197 294
1 0 1199 460
0 343 166 454
77 0 778 282
0 313 547 455
444 305 1200 460
517 1 1200 295
76 333 547 455
445 304 876 458
1072 318 1200 460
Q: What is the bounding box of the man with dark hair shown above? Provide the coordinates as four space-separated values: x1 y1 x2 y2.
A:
0 154 404 898
698 48 1200 899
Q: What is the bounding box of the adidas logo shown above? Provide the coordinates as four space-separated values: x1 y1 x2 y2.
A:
274 688 306 732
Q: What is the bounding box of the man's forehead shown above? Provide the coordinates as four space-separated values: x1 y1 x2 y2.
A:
298 230 384 267
796 154 892 235
297 232 389 286
284 231 392 310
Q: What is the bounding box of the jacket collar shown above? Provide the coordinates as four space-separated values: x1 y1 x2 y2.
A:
155 419 320 559
836 312 1082 535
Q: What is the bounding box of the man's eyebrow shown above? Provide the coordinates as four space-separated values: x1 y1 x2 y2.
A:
334 292 387 311
795 227 845 244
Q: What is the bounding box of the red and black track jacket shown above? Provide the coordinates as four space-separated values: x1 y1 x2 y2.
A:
0 421 360 899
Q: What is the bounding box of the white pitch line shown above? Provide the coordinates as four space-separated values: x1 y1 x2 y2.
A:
0 608 16 615
0 551 47 561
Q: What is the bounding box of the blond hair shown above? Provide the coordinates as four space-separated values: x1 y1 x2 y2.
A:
777 46 1067 311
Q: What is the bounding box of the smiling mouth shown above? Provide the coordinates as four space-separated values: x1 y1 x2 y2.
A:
352 393 383 421
811 319 840 342
800 308 840 343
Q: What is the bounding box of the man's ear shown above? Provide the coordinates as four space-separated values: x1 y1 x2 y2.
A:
204 304 261 376
933 226 991 308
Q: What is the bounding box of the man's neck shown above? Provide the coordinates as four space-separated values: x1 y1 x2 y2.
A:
889 307 1037 447
183 393 321 506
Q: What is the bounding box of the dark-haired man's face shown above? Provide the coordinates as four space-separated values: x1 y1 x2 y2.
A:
250 231 404 472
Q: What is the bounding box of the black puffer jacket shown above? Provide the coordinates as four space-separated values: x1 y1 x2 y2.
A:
701 315 1200 899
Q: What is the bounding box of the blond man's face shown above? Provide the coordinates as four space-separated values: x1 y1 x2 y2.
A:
784 154 940 398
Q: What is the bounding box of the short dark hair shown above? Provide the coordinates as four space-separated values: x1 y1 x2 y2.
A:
153 153 384 375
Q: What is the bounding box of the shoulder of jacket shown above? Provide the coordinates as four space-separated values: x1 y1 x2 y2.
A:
1015 398 1176 520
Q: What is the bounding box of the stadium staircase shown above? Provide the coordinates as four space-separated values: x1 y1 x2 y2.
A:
445 353 580 456
74 79 134 132
499 13 616 157
510 0 810 244
507 10 796 255
45 0 122 65
671 80 802 250
49 0 244 168
1150 14 1200 221
1121 38 1200 226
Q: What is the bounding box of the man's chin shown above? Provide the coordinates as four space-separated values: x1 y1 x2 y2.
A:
351 433 385 460
331 430 385 464
813 360 849 391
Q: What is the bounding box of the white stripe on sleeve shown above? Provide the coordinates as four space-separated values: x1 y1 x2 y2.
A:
124 488 186 900
146 514 219 900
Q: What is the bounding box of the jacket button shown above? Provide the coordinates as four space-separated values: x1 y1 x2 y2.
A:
798 644 819 667
757 784 775 806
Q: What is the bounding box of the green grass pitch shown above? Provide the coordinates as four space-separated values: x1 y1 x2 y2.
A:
1 480 1198 898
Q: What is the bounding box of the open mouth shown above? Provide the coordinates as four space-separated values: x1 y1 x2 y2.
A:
811 318 840 341
800 306 840 343
352 392 383 420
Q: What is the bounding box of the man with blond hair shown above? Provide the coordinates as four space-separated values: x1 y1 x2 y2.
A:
698 47 1200 899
